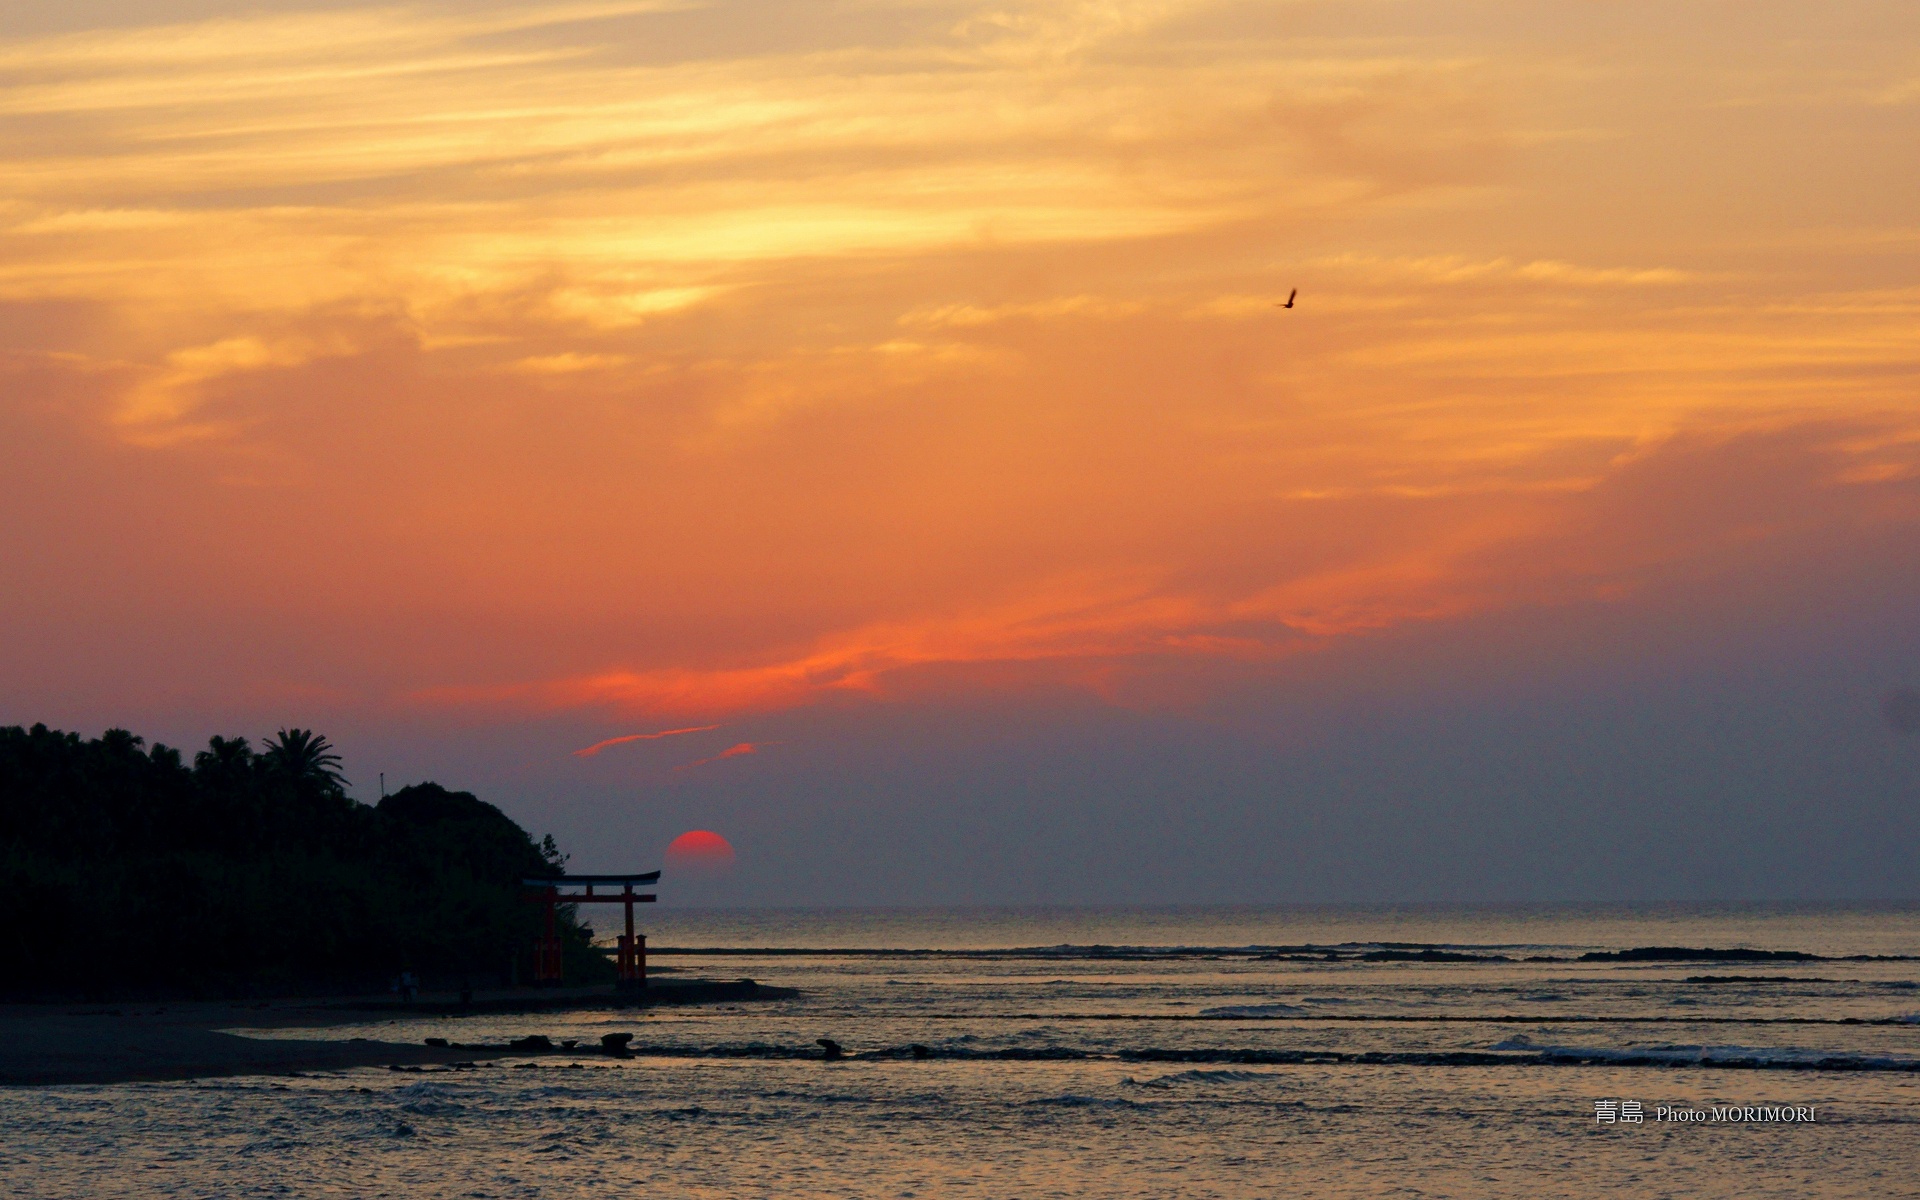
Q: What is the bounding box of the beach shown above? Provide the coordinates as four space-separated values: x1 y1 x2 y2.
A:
0 981 786 1086
0 1000 501 1086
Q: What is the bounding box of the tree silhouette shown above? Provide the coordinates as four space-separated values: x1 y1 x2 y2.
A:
261 728 348 793
0 722 606 993
194 735 254 784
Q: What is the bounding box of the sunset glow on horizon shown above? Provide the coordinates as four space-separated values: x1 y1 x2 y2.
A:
5 0 1919 902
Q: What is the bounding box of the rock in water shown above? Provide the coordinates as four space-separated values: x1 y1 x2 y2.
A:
817 1038 845 1061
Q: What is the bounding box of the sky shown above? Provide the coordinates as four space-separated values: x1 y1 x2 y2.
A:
3 0 1919 904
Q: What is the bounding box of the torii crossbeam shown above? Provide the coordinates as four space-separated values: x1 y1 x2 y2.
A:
522 872 658 988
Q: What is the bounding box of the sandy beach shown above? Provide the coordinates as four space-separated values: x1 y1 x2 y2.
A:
0 997 511 1086
0 980 787 1086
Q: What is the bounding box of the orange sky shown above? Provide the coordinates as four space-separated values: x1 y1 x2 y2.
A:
4 1 1919 897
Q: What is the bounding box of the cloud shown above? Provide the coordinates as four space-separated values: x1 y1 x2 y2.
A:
112 334 355 444
509 353 633 375
899 296 1146 329
412 576 1320 719
1313 254 1697 288
675 741 771 770
0 0 1506 455
572 724 722 757
7 0 1920 759
411 560 1514 721
402 423 1920 722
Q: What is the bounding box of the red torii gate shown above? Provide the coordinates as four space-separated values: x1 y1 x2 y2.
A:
522 872 658 989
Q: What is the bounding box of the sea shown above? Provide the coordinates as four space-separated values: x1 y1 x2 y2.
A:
8 904 1920 1198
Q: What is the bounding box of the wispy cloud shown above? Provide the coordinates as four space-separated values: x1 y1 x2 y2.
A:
1312 254 1698 288
414 545 1554 720
675 741 771 770
0 0 1504 441
403 419 1920 723
572 724 722 757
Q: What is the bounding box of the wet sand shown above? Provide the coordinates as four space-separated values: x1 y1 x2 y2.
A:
0 997 507 1086
0 981 789 1085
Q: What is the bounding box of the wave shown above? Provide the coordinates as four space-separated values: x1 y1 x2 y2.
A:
649 942 1919 963
1024 1094 1142 1108
1579 947 1819 963
1198 1004 1307 1018
859 1010 1917 1026
457 1040 1920 1073
1117 1047 1920 1073
392 1080 467 1116
1128 1069 1276 1087
650 943 1515 961
1489 1034 1920 1070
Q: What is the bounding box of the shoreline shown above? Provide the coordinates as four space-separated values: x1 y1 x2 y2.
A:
0 980 793 1087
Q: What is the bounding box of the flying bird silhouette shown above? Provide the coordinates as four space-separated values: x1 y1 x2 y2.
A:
1277 288 1297 309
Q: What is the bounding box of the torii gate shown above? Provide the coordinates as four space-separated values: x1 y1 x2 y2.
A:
522 872 658 989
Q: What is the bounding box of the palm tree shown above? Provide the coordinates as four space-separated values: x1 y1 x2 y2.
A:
194 735 254 784
261 728 349 793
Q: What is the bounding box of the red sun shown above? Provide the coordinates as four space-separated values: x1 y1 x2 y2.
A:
666 829 736 873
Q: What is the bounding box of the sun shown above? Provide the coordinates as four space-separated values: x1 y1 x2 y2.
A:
666 829 737 875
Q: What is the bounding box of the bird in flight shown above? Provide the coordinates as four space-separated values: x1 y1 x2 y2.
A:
1277 288 1297 309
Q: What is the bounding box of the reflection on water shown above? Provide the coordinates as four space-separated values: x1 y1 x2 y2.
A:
9 905 1920 1198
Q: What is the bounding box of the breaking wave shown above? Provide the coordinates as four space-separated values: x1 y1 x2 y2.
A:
453 1041 1920 1073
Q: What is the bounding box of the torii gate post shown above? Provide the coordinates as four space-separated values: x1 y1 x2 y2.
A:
610 878 648 989
523 872 659 990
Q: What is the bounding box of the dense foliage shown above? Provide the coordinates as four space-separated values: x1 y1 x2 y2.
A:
0 723 607 995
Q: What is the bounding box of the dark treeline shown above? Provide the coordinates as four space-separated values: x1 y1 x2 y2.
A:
0 723 606 996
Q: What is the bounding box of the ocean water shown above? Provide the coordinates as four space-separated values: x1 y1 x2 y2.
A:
7 904 1920 1198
